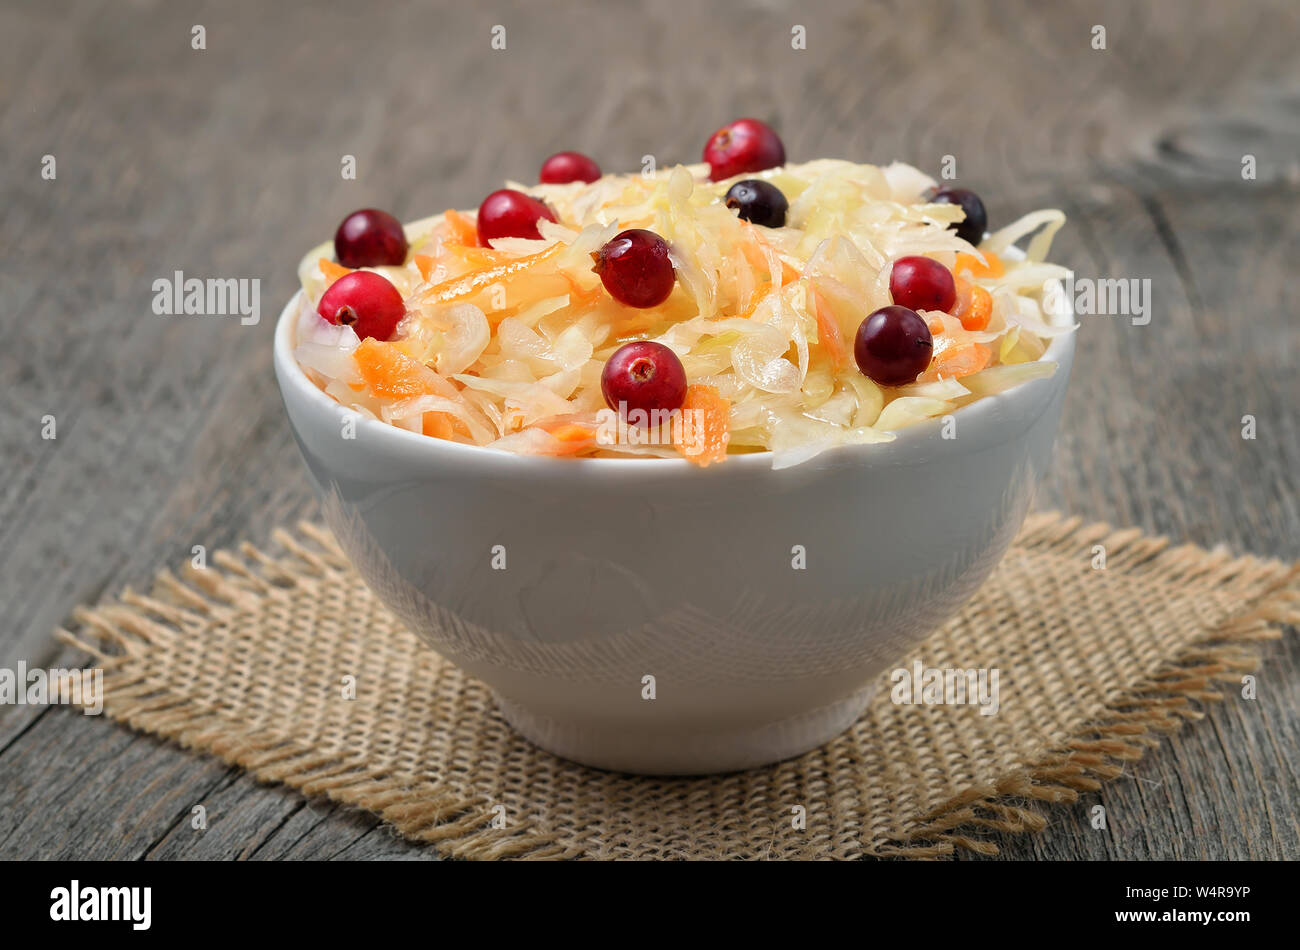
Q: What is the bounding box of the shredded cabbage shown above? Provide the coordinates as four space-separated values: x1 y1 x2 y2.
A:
294 159 1072 465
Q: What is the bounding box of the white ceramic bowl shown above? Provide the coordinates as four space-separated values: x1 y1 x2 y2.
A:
274 288 1075 774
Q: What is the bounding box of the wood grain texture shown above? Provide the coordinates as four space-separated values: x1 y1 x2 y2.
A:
0 0 1296 860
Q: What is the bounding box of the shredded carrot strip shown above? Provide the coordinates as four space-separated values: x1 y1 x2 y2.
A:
319 258 352 285
736 289 772 321
545 422 596 443
923 342 992 382
811 290 848 369
353 338 439 400
445 244 511 268
738 225 797 285
951 275 972 317
413 254 435 282
675 385 730 467
419 244 564 307
422 412 455 440
953 280 993 331
954 250 1004 279
444 208 479 246
532 420 597 455
956 249 1003 278
563 273 604 309
738 233 769 275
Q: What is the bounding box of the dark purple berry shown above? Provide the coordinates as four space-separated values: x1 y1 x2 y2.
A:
724 179 788 228
930 187 988 246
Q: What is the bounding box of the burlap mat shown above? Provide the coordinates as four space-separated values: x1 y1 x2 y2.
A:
58 512 1299 859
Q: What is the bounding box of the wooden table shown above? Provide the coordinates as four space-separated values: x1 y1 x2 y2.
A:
2 0 1296 860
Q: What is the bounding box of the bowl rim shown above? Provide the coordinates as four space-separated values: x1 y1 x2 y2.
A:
274 254 1075 474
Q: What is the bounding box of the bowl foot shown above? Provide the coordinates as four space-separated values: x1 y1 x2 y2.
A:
493 685 878 776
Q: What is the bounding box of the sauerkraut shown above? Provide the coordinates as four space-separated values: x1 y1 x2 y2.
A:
293 159 1073 467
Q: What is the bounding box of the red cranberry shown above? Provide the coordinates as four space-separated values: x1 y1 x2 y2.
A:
334 209 408 268
930 187 988 246
889 256 956 313
854 305 934 386
601 341 687 422
703 118 786 182
317 271 406 341
539 151 602 184
476 189 558 246
592 229 676 308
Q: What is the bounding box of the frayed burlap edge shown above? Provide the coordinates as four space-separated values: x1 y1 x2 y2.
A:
57 524 580 860
54 513 1300 860
879 517 1300 858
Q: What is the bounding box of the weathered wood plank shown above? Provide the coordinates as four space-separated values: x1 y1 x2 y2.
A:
1 0 1296 860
